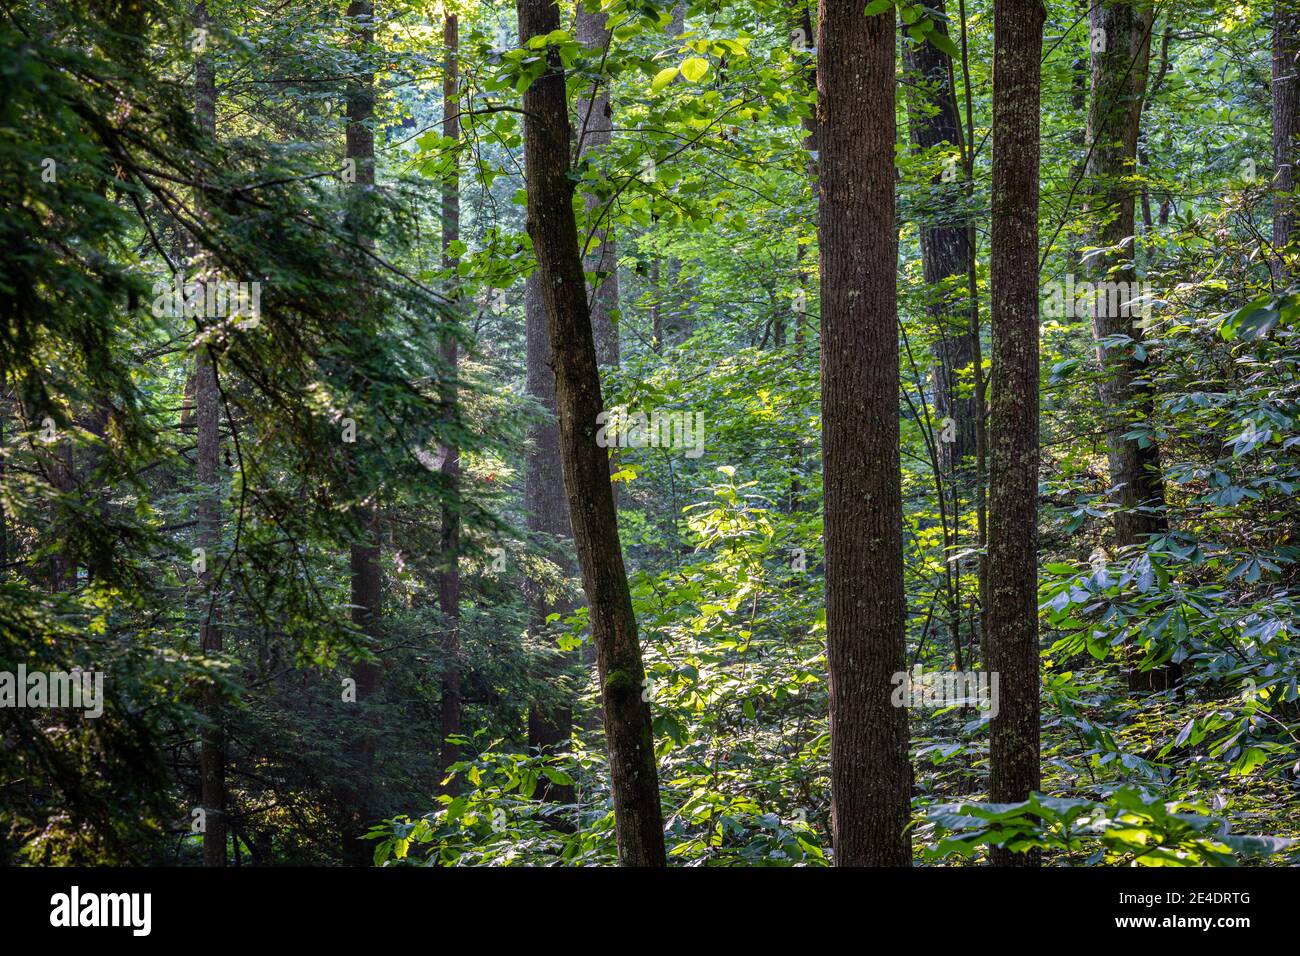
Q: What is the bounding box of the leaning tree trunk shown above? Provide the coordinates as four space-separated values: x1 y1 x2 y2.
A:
437 8 463 792
516 0 665 867
341 0 383 868
574 0 621 657
987 0 1044 867
817 0 911 867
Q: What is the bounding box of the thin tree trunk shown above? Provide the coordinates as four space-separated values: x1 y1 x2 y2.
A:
525 270 576 801
650 257 662 353
817 0 911 867
955 0 989 646
902 6 977 473
575 3 620 368
516 0 665 867
788 0 818 513
987 0 1044 867
575 4 621 519
1274 0 1299 283
341 0 382 867
437 9 463 793
193 0 226 868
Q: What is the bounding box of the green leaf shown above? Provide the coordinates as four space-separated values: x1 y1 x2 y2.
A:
927 29 960 58
541 766 574 786
680 57 709 82
651 66 679 91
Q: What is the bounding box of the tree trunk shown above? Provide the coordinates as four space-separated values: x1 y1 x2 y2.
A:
1274 0 1299 283
341 0 382 867
1084 0 1164 547
525 270 576 801
788 0 818 514
817 0 911 867
902 6 977 473
437 9 463 793
196 349 226 868
344 521 381 865
575 3 620 369
517 0 665 866
574 3 621 519
1083 0 1178 692
193 0 226 868
987 0 1044 867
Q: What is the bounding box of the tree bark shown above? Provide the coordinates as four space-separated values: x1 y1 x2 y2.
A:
902 7 977 473
987 0 1044 867
817 0 911 867
525 270 576 801
1084 0 1179 692
788 0 818 514
437 9 463 793
193 0 226 868
517 0 665 866
1084 0 1164 548
574 3 622 519
1274 0 1299 283
341 0 382 867
575 4 620 368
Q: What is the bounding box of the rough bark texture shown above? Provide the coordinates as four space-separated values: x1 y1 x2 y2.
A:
193 0 226 868
341 0 382 867
437 10 463 792
817 0 911 867
902 6 976 473
987 0 1044 867
344 518 381 866
575 4 622 515
1084 0 1165 548
525 270 576 801
786 0 818 513
517 0 665 866
575 5 620 368
196 349 225 868
1084 0 1178 692
1275 0 1300 282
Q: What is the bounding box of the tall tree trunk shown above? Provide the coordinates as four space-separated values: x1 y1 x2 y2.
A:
574 3 621 525
817 0 911 867
1084 1 1163 547
195 361 226 868
516 0 665 866
1274 0 1299 283
987 0 1044 867
575 4 620 369
788 0 818 514
1083 0 1176 692
902 7 977 473
437 9 463 792
525 270 576 801
953 0 989 646
193 0 226 868
341 0 382 867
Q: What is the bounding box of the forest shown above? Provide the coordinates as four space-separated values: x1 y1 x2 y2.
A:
1 0 1299 877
